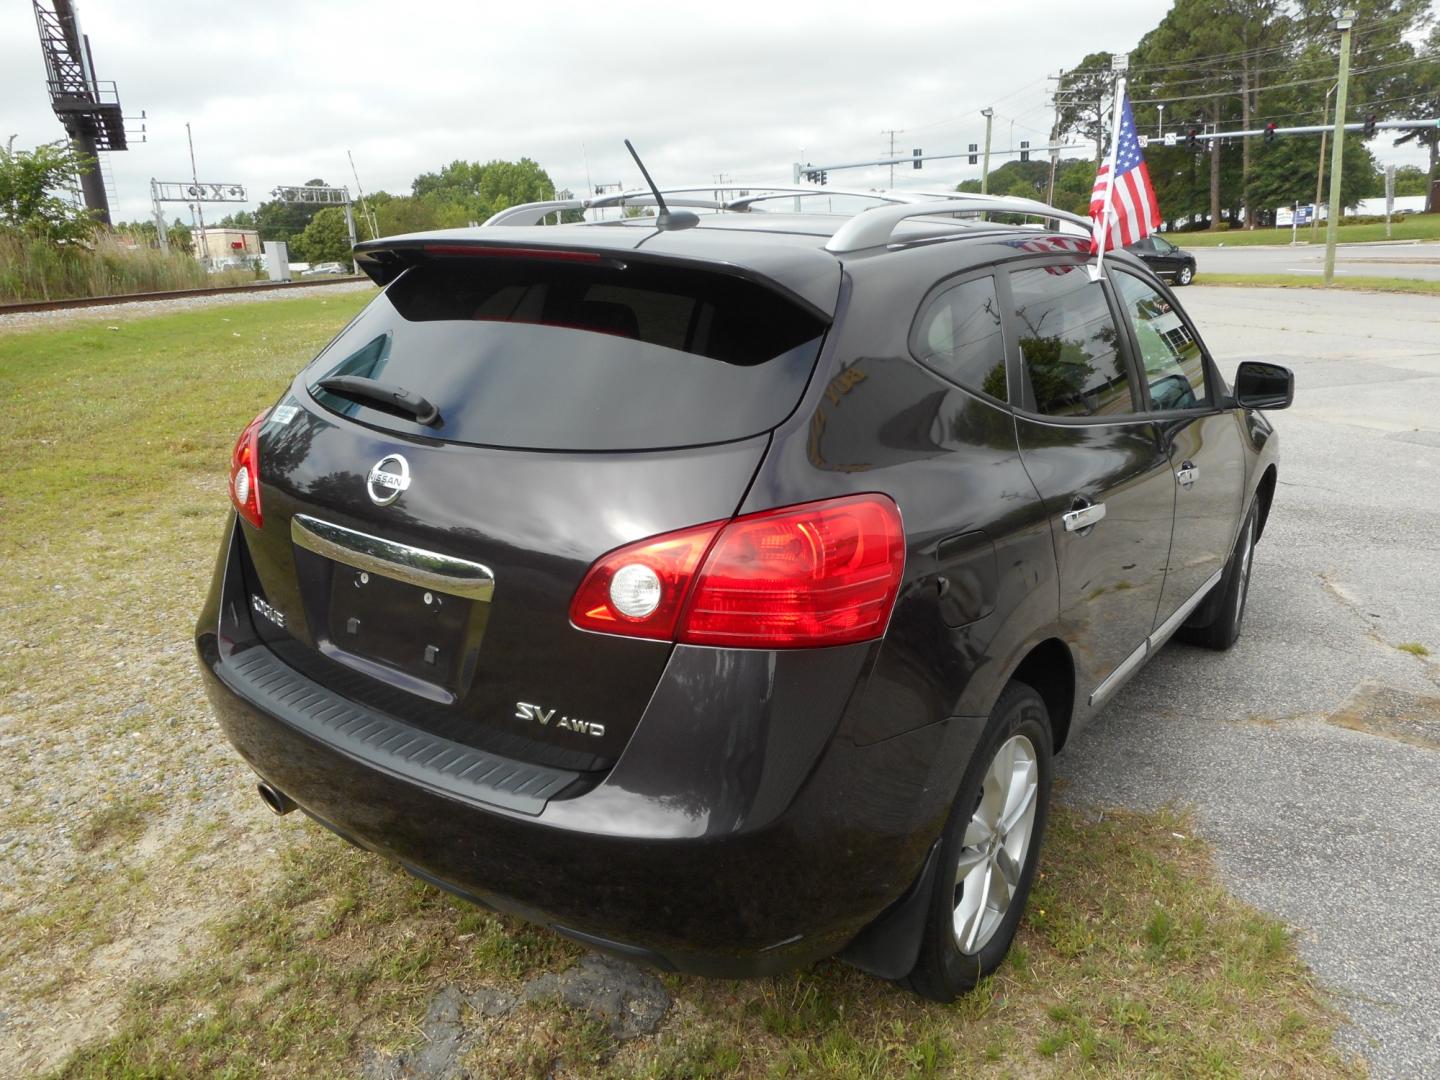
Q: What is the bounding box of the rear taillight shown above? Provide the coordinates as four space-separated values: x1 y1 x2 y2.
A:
569 520 725 641
229 409 267 529
569 494 905 649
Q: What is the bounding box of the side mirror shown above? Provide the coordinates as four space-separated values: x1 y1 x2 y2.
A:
1234 361 1294 410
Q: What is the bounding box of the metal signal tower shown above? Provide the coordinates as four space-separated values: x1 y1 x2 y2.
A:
32 0 130 225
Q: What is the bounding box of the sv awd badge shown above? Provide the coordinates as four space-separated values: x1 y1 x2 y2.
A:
515 701 605 738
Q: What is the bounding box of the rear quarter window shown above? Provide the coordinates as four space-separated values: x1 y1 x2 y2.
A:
909 275 1007 401
306 257 829 451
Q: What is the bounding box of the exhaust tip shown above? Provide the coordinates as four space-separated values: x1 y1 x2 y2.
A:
257 781 296 816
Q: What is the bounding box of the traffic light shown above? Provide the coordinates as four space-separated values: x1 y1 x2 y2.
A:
968 143 978 165
913 148 922 170
1363 114 1377 137
1020 140 1030 162
803 169 819 184
819 170 828 186
1186 128 1200 150
1264 122 1277 145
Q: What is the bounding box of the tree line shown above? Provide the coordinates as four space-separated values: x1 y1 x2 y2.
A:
197 158 571 265
1047 0 1438 226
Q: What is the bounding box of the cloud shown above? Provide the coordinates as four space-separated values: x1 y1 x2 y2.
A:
5 0 1426 225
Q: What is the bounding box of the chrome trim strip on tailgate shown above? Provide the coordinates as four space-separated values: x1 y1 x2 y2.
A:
291 514 495 601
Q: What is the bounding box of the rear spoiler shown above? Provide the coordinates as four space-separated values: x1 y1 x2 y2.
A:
352 236 839 323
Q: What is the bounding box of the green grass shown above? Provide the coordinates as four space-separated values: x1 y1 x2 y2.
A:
1175 214 1440 246
0 294 1359 1078
0 230 261 304
1396 642 1431 657
1196 272 1440 295
46 806 1359 1079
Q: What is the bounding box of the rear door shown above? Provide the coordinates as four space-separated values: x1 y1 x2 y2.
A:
1109 268 1245 627
239 250 833 772
1006 262 1175 707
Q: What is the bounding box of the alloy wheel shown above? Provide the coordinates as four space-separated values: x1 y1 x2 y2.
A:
952 734 1040 955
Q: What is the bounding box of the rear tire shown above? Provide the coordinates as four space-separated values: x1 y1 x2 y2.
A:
1176 263 1195 286
1177 505 1256 651
899 680 1053 1002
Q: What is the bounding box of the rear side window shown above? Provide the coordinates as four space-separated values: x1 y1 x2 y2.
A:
1010 266 1135 418
306 258 828 451
911 276 1007 400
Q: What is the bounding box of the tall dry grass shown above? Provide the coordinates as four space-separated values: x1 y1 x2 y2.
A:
0 231 259 303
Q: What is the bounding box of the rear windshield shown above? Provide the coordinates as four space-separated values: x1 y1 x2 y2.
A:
304 257 829 450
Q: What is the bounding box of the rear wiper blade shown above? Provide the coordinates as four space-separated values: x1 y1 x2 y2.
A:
316 375 441 427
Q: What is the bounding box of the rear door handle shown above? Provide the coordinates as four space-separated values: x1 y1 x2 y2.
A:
1176 460 1199 488
1062 500 1107 533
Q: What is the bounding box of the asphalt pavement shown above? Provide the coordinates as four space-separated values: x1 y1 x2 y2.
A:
1194 239 1440 281
1056 286 1440 1078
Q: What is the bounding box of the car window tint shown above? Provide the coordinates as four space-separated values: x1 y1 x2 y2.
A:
304 259 827 451
1130 238 1154 252
1111 272 1208 411
911 276 1007 400
1010 266 1134 417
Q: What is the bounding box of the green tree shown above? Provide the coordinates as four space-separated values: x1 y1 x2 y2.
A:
0 141 99 242
1389 23 1439 211
167 218 194 256
411 158 558 222
1056 53 1116 167
1389 164 1430 197
250 179 333 243
291 206 354 264
216 209 258 229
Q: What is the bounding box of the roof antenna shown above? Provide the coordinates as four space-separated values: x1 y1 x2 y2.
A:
624 139 699 231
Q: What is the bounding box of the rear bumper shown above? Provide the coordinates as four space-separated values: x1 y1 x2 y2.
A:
198 517 982 976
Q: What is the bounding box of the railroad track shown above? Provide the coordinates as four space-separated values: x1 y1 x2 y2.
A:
0 275 371 316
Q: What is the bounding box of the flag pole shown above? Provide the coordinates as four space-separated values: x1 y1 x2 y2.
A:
1090 75 1127 282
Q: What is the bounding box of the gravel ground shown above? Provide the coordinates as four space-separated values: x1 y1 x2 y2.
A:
1057 286 1440 1078
0 279 376 332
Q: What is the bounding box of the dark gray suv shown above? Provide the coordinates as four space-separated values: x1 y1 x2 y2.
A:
196 188 1290 1001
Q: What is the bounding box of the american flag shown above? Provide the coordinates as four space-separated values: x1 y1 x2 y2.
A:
1089 91 1161 254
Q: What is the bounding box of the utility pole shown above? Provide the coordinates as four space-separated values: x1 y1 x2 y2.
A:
1313 83 1337 242
186 122 209 266
1046 70 1064 206
1323 9 1356 286
882 129 903 188
980 108 994 193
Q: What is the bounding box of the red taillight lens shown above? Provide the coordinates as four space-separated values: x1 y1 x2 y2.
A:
681 494 905 647
568 520 725 640
569 494 905 649
229 409 267 529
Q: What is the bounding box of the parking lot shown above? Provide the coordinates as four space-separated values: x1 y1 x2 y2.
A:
1060 285 1440 1077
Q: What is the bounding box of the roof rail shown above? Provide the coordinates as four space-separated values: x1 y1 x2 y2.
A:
483 192 732 226
485 185 914 226
824 195 1091 253
483 187 1094 250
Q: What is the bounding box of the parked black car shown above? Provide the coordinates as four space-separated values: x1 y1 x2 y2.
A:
196 191 1289 1001
1127 233 1198 285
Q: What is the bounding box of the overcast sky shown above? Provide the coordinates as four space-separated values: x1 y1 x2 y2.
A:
2 0 1433 225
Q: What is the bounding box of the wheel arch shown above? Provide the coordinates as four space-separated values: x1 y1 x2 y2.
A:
1001 637 1076 753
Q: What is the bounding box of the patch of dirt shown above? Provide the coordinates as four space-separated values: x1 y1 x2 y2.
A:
1325 680 1440 751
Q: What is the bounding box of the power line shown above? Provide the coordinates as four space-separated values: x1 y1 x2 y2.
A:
1130 52 1440 107
1103 13 1428 85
